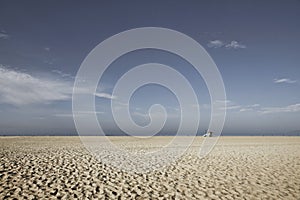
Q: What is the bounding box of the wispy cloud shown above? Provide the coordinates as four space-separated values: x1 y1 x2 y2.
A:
273 78 297 84
206 100 300 115
239 104 261 112
213 100 261 112
0 65 72 105
94 92 116 100
225 41 246 49
234 102 300 114
239 108 253 112
44 47 50 51
214 100 241 110
205 101 262 113
132 111 149 118
207 40 224 48
53 111 105 117
53 113 74 118
51 69 74 79
207 40 246 49
0 32 9 39
226 105 241 110
260 103 300 114
222 102 300 114
132 109 177 119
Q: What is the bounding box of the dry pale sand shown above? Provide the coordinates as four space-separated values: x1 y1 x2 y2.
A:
0 136 299 199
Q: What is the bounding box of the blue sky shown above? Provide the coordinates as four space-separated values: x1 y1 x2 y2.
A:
0 1 300 135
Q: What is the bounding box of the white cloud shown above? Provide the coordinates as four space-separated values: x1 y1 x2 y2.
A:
0 32 9 39
191 104 199 108
235 103 300 114
214 100 241 110
273 78 297 84
94 92 116 99
0 66 72 105
54 111 105 117
133 111 149 118
44 47 50 51
240 104 260 112
215 100 232 104
207 40 246 49
260 103 300 114
51 69 74 79
225 41 246 49
53 113 74 117
225 105 241 110
132 109 177 119
207 40 224 48
239 108 253 112
202 101 300 115
213 101 262 112
200 104 210 109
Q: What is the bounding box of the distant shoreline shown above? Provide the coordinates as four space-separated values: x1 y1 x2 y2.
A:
1 132 299 136
0 135 299 137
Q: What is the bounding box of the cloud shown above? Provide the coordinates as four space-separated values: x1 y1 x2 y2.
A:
0 32 9 39
51 69 74 79
0 66 72 105
54 111 105 117
207 40 246 49
260 103 300 114
214 100 241 110
94 92 116 99
225 105 241 110
273 78 297 84
212 101 262 112
232 103 300 114
215 100 232 104
239 104 261 112
132 111 149 118
44 47 50 51
191 104 200 108
53 114 74 117
225 41 246 49
239 108 253 112
207 40 224 48
132 109 177 119
203 100 300 115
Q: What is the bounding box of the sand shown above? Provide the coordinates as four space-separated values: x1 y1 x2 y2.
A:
0 136 299 199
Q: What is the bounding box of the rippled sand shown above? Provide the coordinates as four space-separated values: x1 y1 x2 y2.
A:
0 136 299 199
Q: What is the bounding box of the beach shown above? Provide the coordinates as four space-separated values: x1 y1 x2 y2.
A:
0 136 299 199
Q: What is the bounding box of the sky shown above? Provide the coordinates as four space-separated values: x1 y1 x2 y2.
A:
0 0 300 135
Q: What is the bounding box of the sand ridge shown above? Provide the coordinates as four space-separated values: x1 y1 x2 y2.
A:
0 136 299 199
